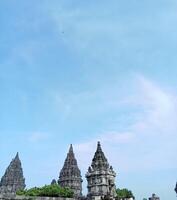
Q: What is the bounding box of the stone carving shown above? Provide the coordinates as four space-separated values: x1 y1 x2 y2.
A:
58 144 82 197
0 153 25 194
0 142 118 200
86 142 116 200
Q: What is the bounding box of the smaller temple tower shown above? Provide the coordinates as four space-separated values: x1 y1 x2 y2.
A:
149 193 160 200
175 182 177 196
86 142 116 200
58 144 82 197
0 153 25 195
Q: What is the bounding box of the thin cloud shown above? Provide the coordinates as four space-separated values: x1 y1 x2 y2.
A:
134 75 177 133
74 75 177 173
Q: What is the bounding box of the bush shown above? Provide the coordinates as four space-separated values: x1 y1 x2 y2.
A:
116 188 135 199
16 184 74 198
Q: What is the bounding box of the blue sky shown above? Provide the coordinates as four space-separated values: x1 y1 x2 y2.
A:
0 0 177 199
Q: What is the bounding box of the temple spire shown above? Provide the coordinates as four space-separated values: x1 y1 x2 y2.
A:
97 141 101 150
15 152 19 160
86 142 116 200
69 144 74 155
58 144 82 197
0 153 26 194
91 141 109 170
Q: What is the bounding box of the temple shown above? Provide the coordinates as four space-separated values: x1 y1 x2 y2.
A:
58 144 83 197
86 142 116 200
0 143 118 199
175 182 177 196
0 153 25 195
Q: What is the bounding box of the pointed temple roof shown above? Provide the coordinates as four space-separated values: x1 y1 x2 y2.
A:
58 144 82 196
59 144 79 174
0 152 25 194
86 142 116 199
59 144 81 178
91 141 109 170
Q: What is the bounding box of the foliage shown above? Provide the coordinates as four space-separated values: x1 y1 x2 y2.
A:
16 184 74 198
116 188 135 199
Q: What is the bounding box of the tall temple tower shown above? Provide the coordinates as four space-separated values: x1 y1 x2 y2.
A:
86 142 116 200
0 153 26 194
58 144 82 197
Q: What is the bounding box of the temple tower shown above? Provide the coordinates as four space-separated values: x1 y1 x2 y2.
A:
58 144 82 197
175 182 177 196
0 153 25 194
149 193 160 200
86 142 116 200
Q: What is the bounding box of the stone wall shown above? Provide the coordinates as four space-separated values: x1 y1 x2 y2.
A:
0 195 75 200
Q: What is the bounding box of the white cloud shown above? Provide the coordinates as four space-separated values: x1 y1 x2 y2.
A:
73 75 177 172
134 75 177 133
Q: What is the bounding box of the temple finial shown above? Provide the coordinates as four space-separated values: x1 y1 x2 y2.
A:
69 144 73 153
97 141 101 150
15 152 19 159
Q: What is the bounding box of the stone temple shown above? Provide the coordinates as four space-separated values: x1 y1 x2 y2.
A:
58 144 83 197
0 153 25 194
149 193 160 200
86 142 116 200
0 142 117 200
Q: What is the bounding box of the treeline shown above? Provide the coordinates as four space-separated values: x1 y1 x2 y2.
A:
17 185 135 199
17 184 74 198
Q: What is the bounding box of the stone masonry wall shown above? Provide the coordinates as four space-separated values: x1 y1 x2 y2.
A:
0 195 75 200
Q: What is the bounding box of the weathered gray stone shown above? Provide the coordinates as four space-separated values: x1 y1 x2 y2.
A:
86 142 116 200
149 193 160 200
51 180 57 185
34 198 74 200
0 196 75 200
58 145 82 197
0 153 25 195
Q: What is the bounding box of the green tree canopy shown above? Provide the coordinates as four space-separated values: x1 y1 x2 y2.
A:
16 184 74 198
116 188 135 199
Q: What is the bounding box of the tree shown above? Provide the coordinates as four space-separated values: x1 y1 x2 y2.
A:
16 184 74 198
116 188 135 199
